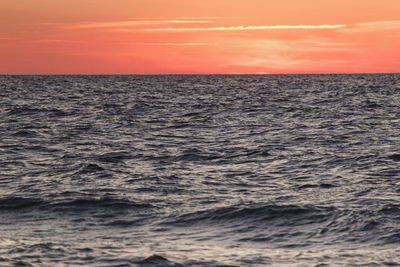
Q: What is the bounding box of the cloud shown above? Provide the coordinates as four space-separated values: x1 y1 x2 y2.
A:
340 20 400 33
0 37 17 41
141 24 347 32
133 17 226 20
125 42 216 46
65 20 212 29
238 39 355 52
29 50 85 56
30 39 81 43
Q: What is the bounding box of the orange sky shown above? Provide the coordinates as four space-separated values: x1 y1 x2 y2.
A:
1 0 400 74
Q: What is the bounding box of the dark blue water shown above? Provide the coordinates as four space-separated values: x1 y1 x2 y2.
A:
1 74 400 266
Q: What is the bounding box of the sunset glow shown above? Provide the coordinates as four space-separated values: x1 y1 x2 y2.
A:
1 0 400 74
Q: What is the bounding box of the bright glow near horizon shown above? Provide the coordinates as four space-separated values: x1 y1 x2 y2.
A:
1 0 400 74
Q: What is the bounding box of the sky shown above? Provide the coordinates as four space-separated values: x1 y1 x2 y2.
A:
1 0 400 74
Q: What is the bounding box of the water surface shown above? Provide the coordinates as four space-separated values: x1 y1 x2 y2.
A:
1 74 400 266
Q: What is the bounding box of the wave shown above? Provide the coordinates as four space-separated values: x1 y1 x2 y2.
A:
11 130 42 138
75 163 105 174
0 196 154 212
7 106 69 117
51 198 153 210
145 148 272 163
164 204 334 226
0 197 44 210
135 254 183 266
162 203 400 246
387 154 400 162
95 151 134 163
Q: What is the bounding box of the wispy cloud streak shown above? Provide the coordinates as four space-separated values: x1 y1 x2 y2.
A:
30 39 81 43
126 42 215 46
237 39 355 52
66 20 211 29
133 17 226 20
0 37 17 41
340 20 400 33
141 24 347 32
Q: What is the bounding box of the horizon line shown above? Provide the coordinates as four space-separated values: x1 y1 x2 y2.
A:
0 72 399 76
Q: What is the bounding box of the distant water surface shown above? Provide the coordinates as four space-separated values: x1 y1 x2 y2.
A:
1 74 400 266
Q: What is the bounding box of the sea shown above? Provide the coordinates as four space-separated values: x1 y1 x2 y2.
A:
0 74 400 266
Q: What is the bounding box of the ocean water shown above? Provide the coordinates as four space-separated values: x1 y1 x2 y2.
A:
1 74 400 266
